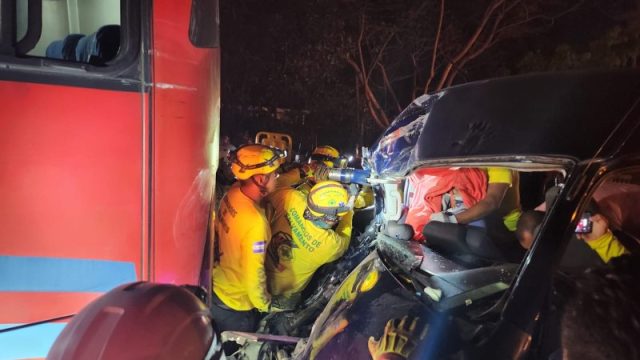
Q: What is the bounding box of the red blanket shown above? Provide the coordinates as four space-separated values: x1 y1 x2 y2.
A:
405 168 487 240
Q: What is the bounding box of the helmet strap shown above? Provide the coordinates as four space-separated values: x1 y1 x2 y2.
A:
303 208 337 229
312 219 333 230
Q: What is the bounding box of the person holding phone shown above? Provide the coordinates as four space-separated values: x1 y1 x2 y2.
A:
575 201 628 263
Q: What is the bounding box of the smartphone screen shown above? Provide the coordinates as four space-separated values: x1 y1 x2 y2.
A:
575 212 593 233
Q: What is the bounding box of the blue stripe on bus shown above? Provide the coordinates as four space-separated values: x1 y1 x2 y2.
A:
0 256 137 292
0 323 66 360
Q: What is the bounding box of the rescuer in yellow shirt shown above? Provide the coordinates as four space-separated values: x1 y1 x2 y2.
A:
268 145 337 192
277 160 326 189
211 144 285 334
266 180 354 309
297 145 345 195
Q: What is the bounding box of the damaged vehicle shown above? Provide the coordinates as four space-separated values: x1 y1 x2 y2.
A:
225 69 640 359
47 70 640 360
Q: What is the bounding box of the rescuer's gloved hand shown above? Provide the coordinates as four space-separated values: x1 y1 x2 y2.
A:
301 163 316 179
430 211 458 224
368 316 426 360
314 164 330 182
346 183 360 209
269 296 294 312
269 304 286 313
347 183 360 197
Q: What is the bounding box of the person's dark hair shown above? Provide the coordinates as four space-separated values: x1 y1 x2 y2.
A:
562 255 640 360
584 200 602 216
515 210 545 241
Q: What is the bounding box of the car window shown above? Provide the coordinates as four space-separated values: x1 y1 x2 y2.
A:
583 170 640 257
394 166 562 292
593 174 640 239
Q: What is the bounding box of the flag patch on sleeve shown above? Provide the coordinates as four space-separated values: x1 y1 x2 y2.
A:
252 241 266 253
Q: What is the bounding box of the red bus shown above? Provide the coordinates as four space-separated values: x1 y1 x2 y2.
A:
0 0 219 358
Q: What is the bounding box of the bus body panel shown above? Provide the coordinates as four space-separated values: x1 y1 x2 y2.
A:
0 0 219 358
151 0 219 286
0 79 145 360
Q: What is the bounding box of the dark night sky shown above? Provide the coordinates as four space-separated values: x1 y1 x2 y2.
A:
219 0 637 153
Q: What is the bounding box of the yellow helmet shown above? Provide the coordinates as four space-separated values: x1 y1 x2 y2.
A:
310 145 341 168
229 144 285 180
306 181 350 218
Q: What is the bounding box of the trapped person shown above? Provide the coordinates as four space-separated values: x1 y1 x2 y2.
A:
431 167 521 232
426 167 522 261
211 144 285 333
265 180 355 310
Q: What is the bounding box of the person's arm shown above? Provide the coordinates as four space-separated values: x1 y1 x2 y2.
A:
454 182 509 224
319 210 354 263
244 226 271 312
276 167 302 188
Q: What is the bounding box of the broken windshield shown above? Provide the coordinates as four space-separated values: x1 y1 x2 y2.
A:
370 93 443 177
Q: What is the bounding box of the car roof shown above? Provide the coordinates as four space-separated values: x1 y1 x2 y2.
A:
370 69 640 176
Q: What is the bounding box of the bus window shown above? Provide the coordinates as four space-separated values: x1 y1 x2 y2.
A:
1 0 140 68
189 0 219 48
21 0 121 64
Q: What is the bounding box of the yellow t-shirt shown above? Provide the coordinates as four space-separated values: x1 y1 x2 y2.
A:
265 188 353 303
277 167 302 188
355 186 375 209
585 231 628 263
486 167 521 231
212 185 271 312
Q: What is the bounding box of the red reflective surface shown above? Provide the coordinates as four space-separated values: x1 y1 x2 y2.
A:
0 0 219 356
151 0 220 285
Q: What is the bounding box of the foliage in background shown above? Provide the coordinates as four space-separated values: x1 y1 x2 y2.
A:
221 0 639 150
518 25 640 71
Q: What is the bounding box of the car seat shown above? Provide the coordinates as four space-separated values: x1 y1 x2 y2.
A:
45 34 84 60
422 215 524 266
76 25 120 64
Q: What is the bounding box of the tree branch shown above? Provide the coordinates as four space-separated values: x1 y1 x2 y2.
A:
411 53 419 100
366 31 396 80
494 0 585 38
436 0 505 91
425 0 445 94
346 53 389 129
357 14 368 83
377 61 402 112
